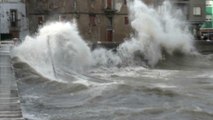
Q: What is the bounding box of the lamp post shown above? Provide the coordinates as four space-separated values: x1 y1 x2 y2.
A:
0 5 1 42
47 36 57 79
0 17 1 42
206 18 211 41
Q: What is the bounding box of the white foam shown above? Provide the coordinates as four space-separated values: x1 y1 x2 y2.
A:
153 83 177 89
92 0 197 67
13 21 92 81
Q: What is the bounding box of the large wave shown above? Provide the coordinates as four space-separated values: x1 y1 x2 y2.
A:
13 21 92 80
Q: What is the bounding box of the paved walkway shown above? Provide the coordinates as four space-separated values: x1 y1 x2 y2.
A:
0 44 24 120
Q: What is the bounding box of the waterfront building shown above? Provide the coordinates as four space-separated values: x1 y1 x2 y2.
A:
25 0 206 42
26 0 131 43
155 0 205 38
199 0 213 40
0 0 28 40
206 0 213 21
201 0 213 28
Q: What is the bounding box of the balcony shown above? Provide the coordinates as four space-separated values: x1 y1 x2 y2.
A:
103 0 117 17
9 21 20 32
103 8 117 18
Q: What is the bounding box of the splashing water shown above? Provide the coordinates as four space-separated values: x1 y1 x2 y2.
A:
92 0 197 67
13 0 197 80
129 0 197 65
13 21 92 80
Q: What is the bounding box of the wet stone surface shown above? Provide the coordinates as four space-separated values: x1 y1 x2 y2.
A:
0 44 24 119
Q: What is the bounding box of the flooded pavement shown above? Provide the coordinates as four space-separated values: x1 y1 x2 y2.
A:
0 44 23 119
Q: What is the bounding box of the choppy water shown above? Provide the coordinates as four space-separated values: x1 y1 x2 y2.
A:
13 55 213 120
11 0 213 120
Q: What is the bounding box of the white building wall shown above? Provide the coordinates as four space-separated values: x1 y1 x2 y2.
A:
0 4 9 33
0 2 28 40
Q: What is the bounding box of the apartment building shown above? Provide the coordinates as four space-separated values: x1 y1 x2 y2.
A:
0 0 28 40
26 0 132 42
25 0 206 42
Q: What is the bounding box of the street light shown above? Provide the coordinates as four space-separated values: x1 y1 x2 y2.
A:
206 18 211 41
0 5 1 42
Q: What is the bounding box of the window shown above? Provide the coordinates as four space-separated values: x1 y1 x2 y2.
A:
124 16 129 25
206 0 213 7
10 9 17 27
107 29 113 41
74 0 77 9
193 7 201 16
124 0 127 5
59 15 66 21
89 14 96 26
38 16 44 25
206 15 212 21
107 0 112 9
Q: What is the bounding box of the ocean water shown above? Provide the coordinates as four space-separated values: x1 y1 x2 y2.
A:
12 0 213 120
13 55 213 120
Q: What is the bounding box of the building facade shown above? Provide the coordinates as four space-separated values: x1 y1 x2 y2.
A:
206 0 213 19
204 0 213 26
198 0 213 40
26 0 132 43
25 0 206 42
0 0 28 40
155 0 205 38
155 0 205 23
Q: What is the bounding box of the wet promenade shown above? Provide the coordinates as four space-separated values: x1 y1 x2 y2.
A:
0 44 24 120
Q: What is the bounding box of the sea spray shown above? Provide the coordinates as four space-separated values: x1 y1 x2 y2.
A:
92 0 197 67
13 21 92 80
124 0 196 66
